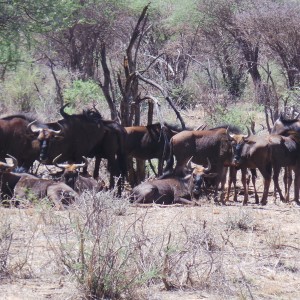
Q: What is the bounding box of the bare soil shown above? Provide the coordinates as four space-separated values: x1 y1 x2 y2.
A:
0 186 300 300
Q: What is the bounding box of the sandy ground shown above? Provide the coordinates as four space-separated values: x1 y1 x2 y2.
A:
0 183 300 300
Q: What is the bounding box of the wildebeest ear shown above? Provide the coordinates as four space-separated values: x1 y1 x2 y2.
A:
203 173 218 178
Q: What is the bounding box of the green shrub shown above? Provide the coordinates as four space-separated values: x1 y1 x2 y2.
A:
63 79 104 109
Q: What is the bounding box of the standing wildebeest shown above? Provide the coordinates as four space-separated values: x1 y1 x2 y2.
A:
162 128 233 204
226 129 259 204
130 158 217 204
53 154 105 193
30 104 127 195
271 114 300 135
0 155 78 209
0 114 41 170
231 131 300 205
125 123 179 174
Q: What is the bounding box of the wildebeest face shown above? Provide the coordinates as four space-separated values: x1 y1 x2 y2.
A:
229 128 251 167
53 154 87 189
30 125 63 163
190 159 217 197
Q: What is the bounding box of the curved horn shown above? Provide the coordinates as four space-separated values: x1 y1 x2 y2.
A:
60 103 70 118
30 124 43 133
244 126 251 139
186 156 193 169
27 120 37 129
204 157 211 172
73 156 88 169
226 127 234 141
53 154 68 169
6 154 18 169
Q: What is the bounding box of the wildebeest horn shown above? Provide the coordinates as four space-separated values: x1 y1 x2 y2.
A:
186 156 193 169
30 123 43 133
204 157 211 172
6 154 18 169
245 126 251 139
50 122 63 135
226 127 234 140
73 156 88 169
53 154 68 169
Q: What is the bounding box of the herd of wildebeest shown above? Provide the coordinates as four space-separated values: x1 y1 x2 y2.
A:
0 103 300 209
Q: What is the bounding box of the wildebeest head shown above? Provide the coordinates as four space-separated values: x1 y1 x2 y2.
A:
228 127 251 167
0 154 18 173
53 154 88 189
188 158 217 197
271 114 300 135
29 122 64 163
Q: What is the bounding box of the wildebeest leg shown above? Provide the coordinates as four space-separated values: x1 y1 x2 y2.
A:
283 167 293 202
272 166 286 202
250 169 259 204
175 197 198 205
225 167 236 203
259 163 272 205
241 167 249 205
217 167 228 205
93 156 101 179
293 165 300 204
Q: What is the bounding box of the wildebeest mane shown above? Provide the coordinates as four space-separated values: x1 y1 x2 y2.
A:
278 114 299 124
1 113 38 123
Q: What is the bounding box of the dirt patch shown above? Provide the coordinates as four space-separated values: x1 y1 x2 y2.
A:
0 194 299 299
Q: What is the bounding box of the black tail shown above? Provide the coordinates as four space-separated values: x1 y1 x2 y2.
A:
159 140 174 179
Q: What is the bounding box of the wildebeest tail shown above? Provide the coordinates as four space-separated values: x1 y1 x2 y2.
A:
160 140 174 178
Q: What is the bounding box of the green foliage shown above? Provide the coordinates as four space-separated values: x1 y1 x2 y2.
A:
63 79 104 108
208 103 263 132
0 0 79 66
1 63 41 111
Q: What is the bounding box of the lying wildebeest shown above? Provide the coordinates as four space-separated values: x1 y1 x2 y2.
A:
0 114 42 170
52 154 106 193
162 127 234 204
0 155 78 209
231 131 300 205
130 158 217 204
29 104 127 195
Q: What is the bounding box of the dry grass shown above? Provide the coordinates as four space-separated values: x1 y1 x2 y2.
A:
0 189 299 299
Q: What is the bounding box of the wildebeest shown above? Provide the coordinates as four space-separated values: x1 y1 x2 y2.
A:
271 114 300 135
29 104 127 195
125 123 180 174
0 114 41 170
162 127 233 203
130 158 217 204
226 129 259 204
0 155 78 209
52 154 105 193
231 131 300 205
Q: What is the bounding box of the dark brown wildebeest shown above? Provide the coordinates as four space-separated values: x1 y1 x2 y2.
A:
130 158 217 204
0 114 42 171
226 129 259 204
231 132 300 205
271 114 300 135
271 114 300 200
30 104 127 195
52 154 106 193
125 123 180 174
0 155 78 209
162 128 233 204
